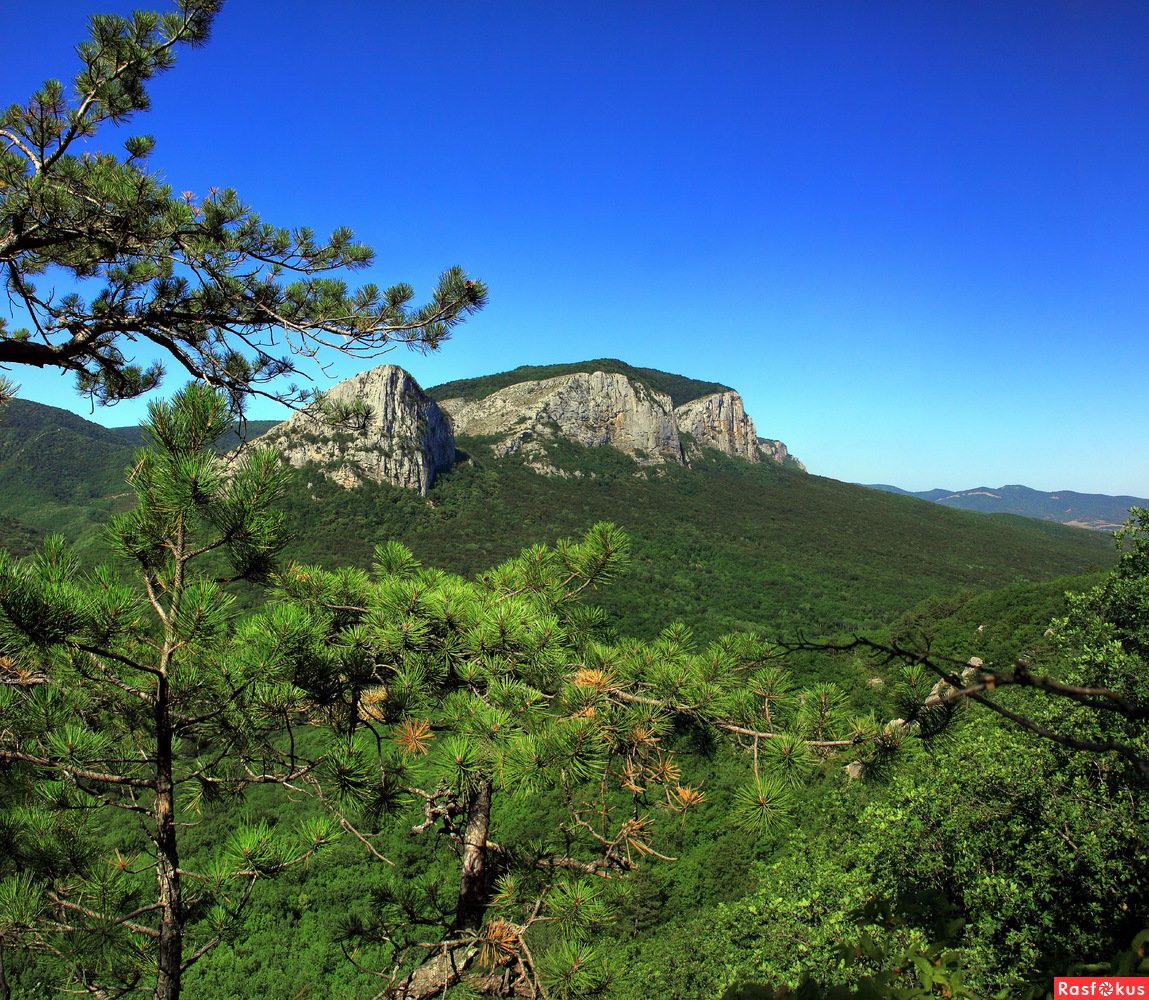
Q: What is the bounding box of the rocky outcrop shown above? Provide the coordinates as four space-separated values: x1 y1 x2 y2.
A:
439 368 804 474
757 437 806 470
675 392 761 463
439 371 685 468
256 365 453 494
255 363 802 488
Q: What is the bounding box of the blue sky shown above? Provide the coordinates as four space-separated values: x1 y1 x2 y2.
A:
4 1 1148 495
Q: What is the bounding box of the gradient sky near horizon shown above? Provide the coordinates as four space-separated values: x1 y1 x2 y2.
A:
4 1 1148 495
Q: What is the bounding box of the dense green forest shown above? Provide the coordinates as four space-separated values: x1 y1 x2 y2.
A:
2 390 1146 998
0 397 1114 640
274 435 1113 643
1 5 1145 996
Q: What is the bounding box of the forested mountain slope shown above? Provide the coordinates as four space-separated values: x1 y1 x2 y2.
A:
277 438 1111 641
0 396 1115 642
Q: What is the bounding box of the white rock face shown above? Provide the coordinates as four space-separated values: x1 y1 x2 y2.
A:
257 365 453 494
440 371 685 467
675 392 761 463
256 364 802 487
439 368 804 474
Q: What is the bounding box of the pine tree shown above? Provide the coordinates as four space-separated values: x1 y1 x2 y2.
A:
253 531 890 998
0 2 486 409
0 384 334 999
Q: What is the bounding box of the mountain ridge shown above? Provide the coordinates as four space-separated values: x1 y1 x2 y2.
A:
244 361 801 490
867 483 1148 531
425 358 734 408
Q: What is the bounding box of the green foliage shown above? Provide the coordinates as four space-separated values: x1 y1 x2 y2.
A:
237 521 887 997
732 775 793 835
0 1 484 408
0 394 1135 998
272 437 1113 645
852 721 1148 993
0 384 321 998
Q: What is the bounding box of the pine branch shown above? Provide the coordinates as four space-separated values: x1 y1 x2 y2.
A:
0 749 153 788
788 636 1149 776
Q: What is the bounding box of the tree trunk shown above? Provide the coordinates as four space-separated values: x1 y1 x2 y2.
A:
154 678 182 1000
452 779 493 933
387 781 495 997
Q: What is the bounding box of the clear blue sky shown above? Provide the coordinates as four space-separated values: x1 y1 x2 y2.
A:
4 1 1148 495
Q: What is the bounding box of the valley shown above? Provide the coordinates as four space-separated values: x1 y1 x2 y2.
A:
0 361 1143 999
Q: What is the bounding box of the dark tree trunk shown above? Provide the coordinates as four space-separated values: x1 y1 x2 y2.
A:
388 781 496 998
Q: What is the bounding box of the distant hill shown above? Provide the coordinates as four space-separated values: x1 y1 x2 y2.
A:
0 511 42 558
0 400 279 559
426 358 734 408
0 400 135 503
868 483 1147 531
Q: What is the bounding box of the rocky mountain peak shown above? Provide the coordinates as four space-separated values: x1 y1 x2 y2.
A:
438 365 801 474
255 365 453 494
253 361 801 490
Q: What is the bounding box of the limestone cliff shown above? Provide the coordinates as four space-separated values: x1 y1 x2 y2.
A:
255 362 801 488
674 392 761 463
757 437 806 470
256 365 453 494
438 367 802 474
439 371 685 468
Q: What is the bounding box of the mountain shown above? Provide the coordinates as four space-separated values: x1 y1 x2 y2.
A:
109 418 281 450
0 365 1116 642
253 365 453 494
868 483 1148 531
0 399 135 503
249 362 1110 639
430 359 802 474
245 359 803 488
425 358 736 408
0 399 139 558
275 448 1111 642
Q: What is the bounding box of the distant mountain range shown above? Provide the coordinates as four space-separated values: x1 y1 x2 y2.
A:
867 483 1148 532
